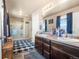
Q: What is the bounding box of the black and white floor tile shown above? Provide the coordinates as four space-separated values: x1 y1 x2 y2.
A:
13 40 35 53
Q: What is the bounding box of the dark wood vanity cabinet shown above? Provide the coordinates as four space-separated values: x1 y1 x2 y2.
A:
35 36 43 54
35 36 79 59
51 41 79 59
43 38 51 59
51 47 70 59
35 36 51 59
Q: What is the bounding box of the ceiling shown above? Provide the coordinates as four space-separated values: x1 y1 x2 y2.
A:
43 0 79 17
5 0 52 17
5 0 79 18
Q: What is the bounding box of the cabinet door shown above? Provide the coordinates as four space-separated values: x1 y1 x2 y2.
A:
35 37 42 49
35 37 43 54
51 47 70 59
43 43 50 52
69 57 79 59
43 50 50 59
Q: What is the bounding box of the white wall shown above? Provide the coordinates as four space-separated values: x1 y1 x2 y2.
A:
0 0 4 59
73 12 79 36
0 0 4 37
32 11 42 42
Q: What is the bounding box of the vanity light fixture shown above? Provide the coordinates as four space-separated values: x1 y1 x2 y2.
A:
61 0 68 3
19 10 23 16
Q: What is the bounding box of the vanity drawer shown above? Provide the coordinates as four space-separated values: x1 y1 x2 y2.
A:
43 38 51 44
51 41 64 50
36 43 42 48
51 46 71 59
35 36 42 41
36 40 42 44
43 50 51 59
43 43 50 52
51 41 79 58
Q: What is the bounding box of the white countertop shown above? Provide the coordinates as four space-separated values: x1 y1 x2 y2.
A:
36 34 79 47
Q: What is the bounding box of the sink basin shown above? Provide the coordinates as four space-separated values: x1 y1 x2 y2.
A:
42 34 48 37
38 34 48 38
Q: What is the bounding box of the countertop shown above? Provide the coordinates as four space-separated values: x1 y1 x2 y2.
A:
35 34 79 47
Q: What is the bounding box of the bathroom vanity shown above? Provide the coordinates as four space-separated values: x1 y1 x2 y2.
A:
35 34 79 59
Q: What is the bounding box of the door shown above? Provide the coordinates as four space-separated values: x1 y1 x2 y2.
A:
25 22 29 38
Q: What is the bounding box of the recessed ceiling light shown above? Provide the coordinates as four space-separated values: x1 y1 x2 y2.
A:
62 0 68 3
19 10 23 16
58 0 68 4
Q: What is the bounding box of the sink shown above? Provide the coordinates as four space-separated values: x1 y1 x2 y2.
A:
42 34 48 37
36 34 47 36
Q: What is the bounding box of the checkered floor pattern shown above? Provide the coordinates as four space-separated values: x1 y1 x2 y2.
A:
13 40 35 53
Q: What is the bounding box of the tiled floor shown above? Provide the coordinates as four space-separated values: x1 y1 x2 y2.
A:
14 49 45 59
14 50 31 59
